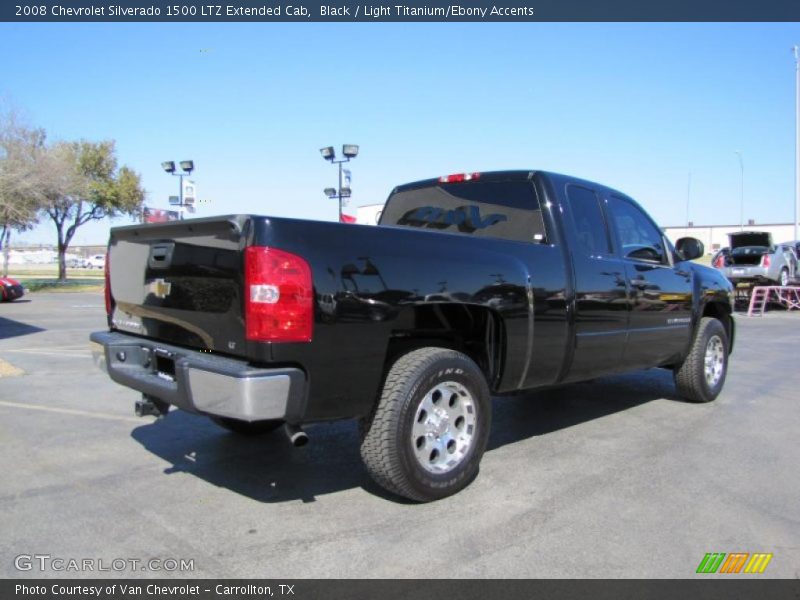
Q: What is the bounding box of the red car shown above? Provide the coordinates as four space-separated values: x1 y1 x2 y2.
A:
0 277 24 301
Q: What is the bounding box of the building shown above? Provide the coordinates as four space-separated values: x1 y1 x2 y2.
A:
356 203 384 225
5 245 107 264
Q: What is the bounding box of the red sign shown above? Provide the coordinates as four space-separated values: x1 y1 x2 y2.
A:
143 207 180 223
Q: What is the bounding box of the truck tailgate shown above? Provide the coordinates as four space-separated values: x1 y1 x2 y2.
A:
107 215 249 358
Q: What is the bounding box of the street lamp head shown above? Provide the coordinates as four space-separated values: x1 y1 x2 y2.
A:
180 160 194 174
161 161 176 174
324 187 337 198
320 146 336 161
342 144 359 158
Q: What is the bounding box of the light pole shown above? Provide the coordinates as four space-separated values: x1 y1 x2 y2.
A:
735 151 744 230
320 145 358 221
686 172 692 226
794 46 799 242
161 160 195 220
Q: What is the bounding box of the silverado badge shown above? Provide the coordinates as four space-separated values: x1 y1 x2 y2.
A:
147 278 172 299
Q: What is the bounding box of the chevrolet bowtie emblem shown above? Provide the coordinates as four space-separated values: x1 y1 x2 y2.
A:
147 278 172 299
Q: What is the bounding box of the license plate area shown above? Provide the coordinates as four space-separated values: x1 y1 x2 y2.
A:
154 349 176 381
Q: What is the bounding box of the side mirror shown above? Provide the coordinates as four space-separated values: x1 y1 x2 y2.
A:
676 237 704 261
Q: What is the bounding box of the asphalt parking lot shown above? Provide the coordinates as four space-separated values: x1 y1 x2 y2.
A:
0 291 798 578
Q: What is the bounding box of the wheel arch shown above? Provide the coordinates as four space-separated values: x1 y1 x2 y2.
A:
701 299 735 354
384 303 504 391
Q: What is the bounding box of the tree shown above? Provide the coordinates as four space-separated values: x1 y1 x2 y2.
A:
40 140 145 281
0 111 48 276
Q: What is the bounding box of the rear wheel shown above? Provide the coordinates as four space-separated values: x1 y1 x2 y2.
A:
674 317 729 403
360 347 492 502
779 268 789 287
211 416 283 436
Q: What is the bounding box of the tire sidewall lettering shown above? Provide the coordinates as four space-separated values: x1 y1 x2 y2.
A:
701 323 727 399
399 357 489 496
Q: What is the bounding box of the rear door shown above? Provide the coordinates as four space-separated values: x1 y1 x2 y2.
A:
604 195 693 369
560 184 630 382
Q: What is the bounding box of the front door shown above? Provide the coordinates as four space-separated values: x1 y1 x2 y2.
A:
605 194 693 369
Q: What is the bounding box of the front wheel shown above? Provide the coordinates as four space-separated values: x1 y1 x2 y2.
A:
360 347 492 502
674 317 729 403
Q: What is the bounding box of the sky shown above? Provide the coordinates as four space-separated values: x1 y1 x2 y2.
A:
1 22 799 245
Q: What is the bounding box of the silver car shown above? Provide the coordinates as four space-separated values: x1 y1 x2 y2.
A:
714 231 797 287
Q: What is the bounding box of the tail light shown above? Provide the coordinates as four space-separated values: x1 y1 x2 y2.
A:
761 254 771 268
713 254 725 268
104 251 113 316
245 247 313 343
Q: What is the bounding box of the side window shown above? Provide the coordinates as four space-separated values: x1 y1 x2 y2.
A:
566 185 612 256
607 195 665 264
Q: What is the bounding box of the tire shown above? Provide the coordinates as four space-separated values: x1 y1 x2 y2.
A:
211 416 283 436
674 317 729 403
779 268 789 287
360 347 492 502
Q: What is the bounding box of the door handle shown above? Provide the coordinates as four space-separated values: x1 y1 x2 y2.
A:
629 277 649 289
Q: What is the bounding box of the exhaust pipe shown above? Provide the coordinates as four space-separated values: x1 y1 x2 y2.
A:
135 395 169 419
284 423 309 447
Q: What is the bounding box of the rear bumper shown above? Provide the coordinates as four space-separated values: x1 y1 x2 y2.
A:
89 331 306 422
724 266 773 284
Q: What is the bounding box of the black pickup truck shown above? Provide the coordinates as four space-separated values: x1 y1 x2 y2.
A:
91 170 734 501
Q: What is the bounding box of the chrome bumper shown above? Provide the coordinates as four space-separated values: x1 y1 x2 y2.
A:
90 331 306 422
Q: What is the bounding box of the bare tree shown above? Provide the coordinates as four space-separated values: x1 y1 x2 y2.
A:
0 109 48 276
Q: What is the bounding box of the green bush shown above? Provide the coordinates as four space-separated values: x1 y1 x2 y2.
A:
21 279 104 293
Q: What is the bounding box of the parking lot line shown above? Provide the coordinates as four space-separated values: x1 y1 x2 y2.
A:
4 344 90 358
0 399 142 423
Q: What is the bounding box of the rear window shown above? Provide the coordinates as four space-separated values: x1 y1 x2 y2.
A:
380 180 548 244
